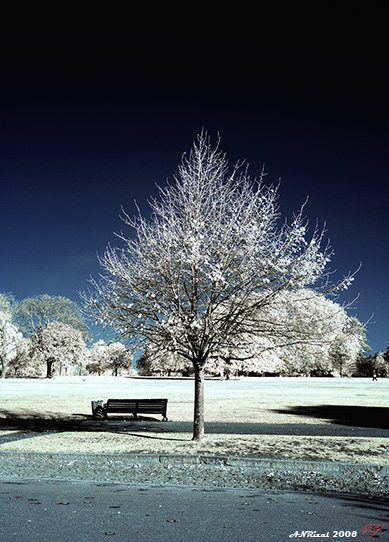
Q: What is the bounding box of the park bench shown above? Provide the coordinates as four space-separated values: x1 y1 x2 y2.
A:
91 398 168 421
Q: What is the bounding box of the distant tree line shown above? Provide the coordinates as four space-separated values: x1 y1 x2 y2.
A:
0 293 134 378
353 347 389 378
135 288 386 379
1 290 387 379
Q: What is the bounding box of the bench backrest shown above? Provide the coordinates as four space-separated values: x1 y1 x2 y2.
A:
106 398 167 414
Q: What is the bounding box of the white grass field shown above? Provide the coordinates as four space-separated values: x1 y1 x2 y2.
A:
1 376 388 464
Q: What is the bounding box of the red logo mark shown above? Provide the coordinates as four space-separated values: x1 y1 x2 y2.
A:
361 522 386 538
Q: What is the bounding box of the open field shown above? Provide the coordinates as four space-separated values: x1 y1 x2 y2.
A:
0 376 388 465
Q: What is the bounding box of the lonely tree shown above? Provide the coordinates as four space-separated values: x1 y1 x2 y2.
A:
83 133 355 440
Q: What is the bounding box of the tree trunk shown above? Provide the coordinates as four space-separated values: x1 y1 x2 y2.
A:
46 358 55 379
192 363 205 441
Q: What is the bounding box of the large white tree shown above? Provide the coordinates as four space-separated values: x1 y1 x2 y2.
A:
83 133 356 440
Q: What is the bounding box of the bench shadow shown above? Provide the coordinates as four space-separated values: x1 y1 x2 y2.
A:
0 409 191 443
271 405 389 430
0 409 169 432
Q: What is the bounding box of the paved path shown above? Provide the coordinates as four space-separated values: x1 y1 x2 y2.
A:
1 478 388 542
138 420 389 437
0 419 388 447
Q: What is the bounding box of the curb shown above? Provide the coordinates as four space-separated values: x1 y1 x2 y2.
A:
2 449 387 473
159 453 389 474
0 451 387 497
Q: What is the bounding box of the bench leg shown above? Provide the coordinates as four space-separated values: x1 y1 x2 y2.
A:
92 405 105 419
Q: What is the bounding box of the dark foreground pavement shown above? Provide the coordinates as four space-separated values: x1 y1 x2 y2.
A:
1 478 388 542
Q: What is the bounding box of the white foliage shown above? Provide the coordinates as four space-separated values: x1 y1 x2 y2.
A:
0 310 23 376
87 340 132 375
136 343 190 376
269 291 366 376
33 321 87 372
328 316 368 376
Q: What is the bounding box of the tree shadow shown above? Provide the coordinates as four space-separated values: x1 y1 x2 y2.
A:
272 405 389 430
1 408 388 445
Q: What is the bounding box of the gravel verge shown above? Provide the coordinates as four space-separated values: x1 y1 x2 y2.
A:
0 451 387 498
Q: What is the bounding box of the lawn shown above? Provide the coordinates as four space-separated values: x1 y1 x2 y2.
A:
0 376 388 465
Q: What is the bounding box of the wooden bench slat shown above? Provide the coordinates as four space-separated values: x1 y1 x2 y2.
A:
92 398 168 421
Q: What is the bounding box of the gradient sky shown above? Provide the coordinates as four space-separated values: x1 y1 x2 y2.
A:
0 38 387 353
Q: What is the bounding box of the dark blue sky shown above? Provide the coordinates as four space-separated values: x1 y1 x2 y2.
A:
0 38 387 352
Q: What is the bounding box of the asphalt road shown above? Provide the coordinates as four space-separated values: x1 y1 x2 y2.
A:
1 478 388 542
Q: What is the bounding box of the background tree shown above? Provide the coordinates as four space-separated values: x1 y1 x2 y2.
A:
207 290 366 378
106 342 132 376
6 337 32 377
136 345 191 376
86 340 134 375
270 290 355 376
32 321 87 378
16 294 90 341
0 293 22 378
355 349 389 377
83 133 356 440
86 340 109 375
0 311 24 378
0 292 17 314
207 336 283 377
372 352 389 377
328 316 368 377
